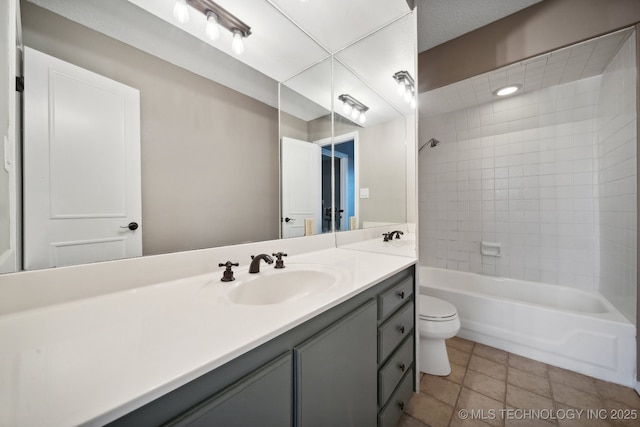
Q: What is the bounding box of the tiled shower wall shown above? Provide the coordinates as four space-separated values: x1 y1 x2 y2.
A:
419 33 637 321
420 76 601 290
597 34 637 322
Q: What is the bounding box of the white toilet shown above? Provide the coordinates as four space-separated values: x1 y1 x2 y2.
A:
418 295 461 376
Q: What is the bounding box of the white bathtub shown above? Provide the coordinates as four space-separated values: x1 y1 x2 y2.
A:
419 266 637 387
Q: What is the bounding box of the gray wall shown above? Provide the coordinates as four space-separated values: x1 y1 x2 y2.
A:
280 112 309 142
418 0 640 92
358 116 406 226
21 2 280 256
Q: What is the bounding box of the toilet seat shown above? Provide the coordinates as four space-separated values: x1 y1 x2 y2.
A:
419 295 457 321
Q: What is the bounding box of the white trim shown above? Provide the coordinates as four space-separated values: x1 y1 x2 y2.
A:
635 381 640 396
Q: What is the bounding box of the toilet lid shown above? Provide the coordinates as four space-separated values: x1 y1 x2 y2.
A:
419 295 457 320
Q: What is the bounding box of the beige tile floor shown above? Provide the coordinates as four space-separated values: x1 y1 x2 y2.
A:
397 337 640 427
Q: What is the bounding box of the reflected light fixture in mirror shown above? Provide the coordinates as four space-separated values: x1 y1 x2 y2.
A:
173 0 251 55
205 11 221 41
393 70 416 109
173 0 189 23
338 94 369 124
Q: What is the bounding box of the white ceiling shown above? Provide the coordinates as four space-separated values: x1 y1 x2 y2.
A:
417 0 545 52
126 0 415 127
419 28 633 118
28 0 565 127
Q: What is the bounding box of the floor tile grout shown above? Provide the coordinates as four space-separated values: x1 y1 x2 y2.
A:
398 337 640 427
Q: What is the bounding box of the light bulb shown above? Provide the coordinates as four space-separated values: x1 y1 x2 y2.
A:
351 108 360 121
205 12 220 41
231 30 245 55
410 94 416 109
397 80 406 96
173 0 189 24
404 87 412 103
342 101 352 115
495 85 520 96
358 111 366 124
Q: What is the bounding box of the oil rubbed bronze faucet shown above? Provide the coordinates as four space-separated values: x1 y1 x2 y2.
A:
249 254 274 273
388 230 404 240
383 230 404 241
272 252 288 269
219 261 239 282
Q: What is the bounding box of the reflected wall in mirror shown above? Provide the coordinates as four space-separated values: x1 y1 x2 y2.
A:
3 0 415 273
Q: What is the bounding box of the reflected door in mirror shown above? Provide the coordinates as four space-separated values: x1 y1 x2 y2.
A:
23 48 142 270
281 137 321 238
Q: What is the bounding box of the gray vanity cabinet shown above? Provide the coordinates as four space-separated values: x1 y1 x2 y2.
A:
377 275 416 427
108 266 415 427
166 352 292 427
294 300 377 426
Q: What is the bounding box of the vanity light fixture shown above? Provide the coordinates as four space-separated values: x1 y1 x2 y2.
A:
173 0 190 23
338 94 369 125
393 71 416 109
173 0 251 55
493 84 522 97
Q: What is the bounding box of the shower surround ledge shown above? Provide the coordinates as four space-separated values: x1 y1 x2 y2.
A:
0 234 416 426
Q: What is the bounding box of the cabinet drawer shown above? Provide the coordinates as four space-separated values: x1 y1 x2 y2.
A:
378 276 413 321
378 301 414 363
378 336 413 406
378 368 414 427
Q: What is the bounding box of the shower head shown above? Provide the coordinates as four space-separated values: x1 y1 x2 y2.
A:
419 138 441 152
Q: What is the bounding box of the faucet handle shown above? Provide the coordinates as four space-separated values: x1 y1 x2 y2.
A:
272 252 288 269
382 232 391 242
218 261 239 282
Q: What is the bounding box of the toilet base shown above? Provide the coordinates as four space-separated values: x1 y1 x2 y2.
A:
419 337 452 376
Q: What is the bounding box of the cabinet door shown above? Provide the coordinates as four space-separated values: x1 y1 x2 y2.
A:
294 299 377 427
167 352 292 427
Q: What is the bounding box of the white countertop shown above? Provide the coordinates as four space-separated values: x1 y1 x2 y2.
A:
0 248 415 427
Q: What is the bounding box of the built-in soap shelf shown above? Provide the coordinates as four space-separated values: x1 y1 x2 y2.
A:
481 241 501 257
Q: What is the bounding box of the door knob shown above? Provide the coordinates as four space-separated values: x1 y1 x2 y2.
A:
121 222 139 231
284 217 296 223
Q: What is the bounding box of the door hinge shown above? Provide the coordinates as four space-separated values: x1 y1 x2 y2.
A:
16 76 24 93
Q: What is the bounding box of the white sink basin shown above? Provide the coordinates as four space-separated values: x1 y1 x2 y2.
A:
226 265 339 305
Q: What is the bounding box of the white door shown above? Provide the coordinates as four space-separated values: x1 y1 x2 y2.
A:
23 47 142 270
0 0 19 273
281 137 321 238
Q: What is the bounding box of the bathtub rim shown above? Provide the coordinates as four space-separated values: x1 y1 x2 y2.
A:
418 265 633 324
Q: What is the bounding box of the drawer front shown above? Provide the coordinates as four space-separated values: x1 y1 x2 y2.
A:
378 276 414 321
378 369 414 427
378 301 414 363
378 336 414 406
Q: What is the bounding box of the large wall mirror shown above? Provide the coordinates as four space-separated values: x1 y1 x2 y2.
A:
1 0 415 273
280 10 416 239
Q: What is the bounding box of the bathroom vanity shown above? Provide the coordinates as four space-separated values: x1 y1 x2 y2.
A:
109 265 415 427
0 239 417 427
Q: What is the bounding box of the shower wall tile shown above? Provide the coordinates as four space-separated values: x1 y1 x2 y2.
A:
597 33 637 323
420 31 637 322
419 76 602 290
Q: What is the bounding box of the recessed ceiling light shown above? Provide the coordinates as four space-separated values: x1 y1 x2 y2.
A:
493 85 522 97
